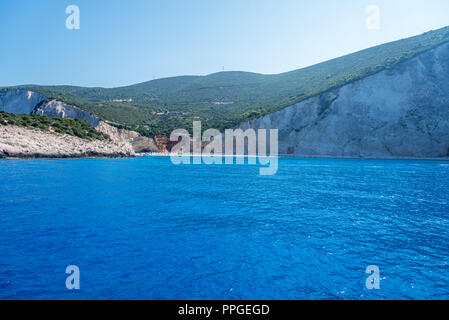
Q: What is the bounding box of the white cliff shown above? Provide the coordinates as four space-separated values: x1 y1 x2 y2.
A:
33 100 101 127
95 121 159 152
0 90 160 154
237 42 449 158
0 125 134 158
0 90 46 115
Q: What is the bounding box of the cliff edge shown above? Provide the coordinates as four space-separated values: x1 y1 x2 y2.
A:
0 90 160 155
0 125 134 158
237 42 449 158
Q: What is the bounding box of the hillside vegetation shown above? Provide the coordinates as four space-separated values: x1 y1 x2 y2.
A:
0 111 110 141
4 26 449 136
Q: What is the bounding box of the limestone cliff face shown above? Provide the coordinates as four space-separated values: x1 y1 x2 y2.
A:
0 125 134 158
95 122 159 153
237 42 449 158
0 90 46 115
0 90 159 153
33 100 101 127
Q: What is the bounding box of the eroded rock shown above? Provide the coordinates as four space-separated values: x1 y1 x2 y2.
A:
237 42 449 158
0 125 135 158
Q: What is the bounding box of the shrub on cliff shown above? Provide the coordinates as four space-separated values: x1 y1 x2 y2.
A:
0 111 110 141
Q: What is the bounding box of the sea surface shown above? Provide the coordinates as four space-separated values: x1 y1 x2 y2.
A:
0 156 448 300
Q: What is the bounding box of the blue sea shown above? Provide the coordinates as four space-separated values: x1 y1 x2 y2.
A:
0 156 448 300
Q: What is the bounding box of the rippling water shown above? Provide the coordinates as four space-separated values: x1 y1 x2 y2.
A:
0 157 448 300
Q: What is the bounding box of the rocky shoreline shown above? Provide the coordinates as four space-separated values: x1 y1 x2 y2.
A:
0 125 135 159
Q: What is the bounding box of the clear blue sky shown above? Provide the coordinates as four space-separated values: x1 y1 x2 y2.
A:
1 0 449 88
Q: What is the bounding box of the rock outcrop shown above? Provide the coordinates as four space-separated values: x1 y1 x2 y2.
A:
237 42 449 158
33 100 101 127
0 90 160 154
0 125 134 158
0 90 46 115
95 121 159 153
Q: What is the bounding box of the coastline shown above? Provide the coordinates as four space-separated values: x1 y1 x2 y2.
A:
2 124 448 162
141 153 449 162
60 152 449 161
0 153 134 160
0 125 135 159
3 151 449 161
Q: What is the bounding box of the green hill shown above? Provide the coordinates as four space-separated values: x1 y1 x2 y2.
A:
4 26 449 136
